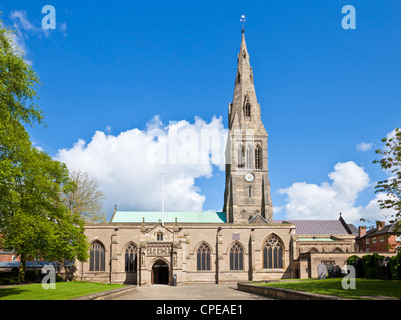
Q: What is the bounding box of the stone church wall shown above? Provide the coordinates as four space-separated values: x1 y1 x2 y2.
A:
75 222 296 285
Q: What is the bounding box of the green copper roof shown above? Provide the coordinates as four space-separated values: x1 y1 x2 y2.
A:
111 211 227 224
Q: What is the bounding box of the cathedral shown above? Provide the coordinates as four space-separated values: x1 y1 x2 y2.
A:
75 30 358 285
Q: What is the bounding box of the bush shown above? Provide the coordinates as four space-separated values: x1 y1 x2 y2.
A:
362 253 388 279
346 255 364 278
0 269 64 285
0 271 20 285
389 252 401 280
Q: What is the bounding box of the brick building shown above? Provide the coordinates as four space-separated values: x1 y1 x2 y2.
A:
356 221 401 252
0 234 19 262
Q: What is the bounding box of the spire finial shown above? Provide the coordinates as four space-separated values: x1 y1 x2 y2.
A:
240 15 246 32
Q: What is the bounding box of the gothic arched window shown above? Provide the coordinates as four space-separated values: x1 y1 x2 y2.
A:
246 145 253 169
238 145 245 169
125 243 137 272
244 103 251 119
197 243 211 271
255 145 262 169
262 235 283 269
230 242 244 271
90 241 105 272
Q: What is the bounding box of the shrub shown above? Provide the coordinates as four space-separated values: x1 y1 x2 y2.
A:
389 252 401 280
0 271 20 285
0 269 64 285
347 255 364 278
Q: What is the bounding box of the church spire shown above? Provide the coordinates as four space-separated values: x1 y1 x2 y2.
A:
228 29 265 135
223 28 273 224
240 29 248 59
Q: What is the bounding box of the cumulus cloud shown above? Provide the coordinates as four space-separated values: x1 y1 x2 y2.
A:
278 161 394 223
56 116 227 219
356 142 372 152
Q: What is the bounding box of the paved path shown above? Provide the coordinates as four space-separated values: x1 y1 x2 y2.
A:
116 284 272 300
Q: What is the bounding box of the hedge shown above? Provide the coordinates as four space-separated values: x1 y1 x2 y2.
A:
347 252 401 280
0 269 63 285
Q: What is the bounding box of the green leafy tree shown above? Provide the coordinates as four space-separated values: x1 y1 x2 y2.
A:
0 18 89 281
373 128 401 233
1 142 89 281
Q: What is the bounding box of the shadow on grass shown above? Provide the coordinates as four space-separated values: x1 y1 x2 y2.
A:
0 286 30 299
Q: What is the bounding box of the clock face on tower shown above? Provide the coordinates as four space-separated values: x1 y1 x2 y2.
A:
244 173 254 182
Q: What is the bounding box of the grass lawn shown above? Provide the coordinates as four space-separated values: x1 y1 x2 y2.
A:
258 278 401 300
0 281 125 300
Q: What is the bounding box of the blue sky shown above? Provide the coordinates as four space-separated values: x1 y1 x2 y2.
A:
3 1 401 225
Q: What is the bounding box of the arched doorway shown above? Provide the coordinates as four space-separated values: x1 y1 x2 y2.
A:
152 260 169 285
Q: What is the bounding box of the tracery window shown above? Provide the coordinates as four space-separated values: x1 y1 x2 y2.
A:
262 235 283 269
238 145 245 169
89 241 105 272
125 244 137 272
255 145 262 169
229 242 244 271
197 243 211 271
246 145 253 169
244 103 251 119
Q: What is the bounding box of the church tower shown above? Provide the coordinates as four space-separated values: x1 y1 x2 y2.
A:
223 30 273 224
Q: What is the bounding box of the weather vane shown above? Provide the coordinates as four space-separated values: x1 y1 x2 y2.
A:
240 15 246 31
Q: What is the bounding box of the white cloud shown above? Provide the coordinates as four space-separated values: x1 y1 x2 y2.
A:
59 22 68 37
10 10 49 38
278 161 394 223
8 10 48 61
356 142 372 152
376 128 401 175
56 116 227 219
8 10 68 61
385 128 397 141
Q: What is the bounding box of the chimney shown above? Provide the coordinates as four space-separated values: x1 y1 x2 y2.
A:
376 221 385 230
359 226 366 238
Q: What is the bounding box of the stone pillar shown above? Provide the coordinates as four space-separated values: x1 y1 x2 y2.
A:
248 233 255 281
139 218 146 285
110 231 118 283
216 227 223 284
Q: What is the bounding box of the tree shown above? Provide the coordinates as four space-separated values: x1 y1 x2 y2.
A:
0 19 43 125
0 17 43 229
63 169 107 223
373 128 401 233
0 18 89 281
1 146 89 281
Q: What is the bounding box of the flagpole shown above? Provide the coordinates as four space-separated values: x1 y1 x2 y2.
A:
162 173 165 226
